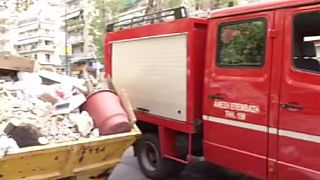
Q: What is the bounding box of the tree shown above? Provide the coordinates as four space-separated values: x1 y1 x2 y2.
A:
146 0 182 12
0 0 33 11
16 0 34 11
167 0 182 8
145 0 239 14
195 0 239 10
219 20 265 65
89 0 125 63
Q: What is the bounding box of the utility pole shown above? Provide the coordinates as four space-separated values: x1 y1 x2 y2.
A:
64 0 69 75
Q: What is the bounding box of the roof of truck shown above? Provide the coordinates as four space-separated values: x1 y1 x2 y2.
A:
210 0 320 18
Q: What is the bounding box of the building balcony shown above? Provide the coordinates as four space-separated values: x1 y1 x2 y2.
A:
64 19 85 31
17 45 55 53
61 53 95 66
67 36 84 45
17 17 38 26
67 6 81 14
18 32 55 40
69 53 95 62
16 35 55 45
63 9 83 20
66 0 80 8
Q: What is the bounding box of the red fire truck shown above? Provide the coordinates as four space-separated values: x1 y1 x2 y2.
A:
105 0 320 179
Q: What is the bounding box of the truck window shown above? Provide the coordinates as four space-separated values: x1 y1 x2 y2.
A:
293 11 320 73
217 19 266 67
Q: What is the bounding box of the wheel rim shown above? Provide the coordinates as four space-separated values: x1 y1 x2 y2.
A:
141 141 160 172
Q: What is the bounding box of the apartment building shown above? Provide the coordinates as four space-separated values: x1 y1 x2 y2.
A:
0 0 18 54
0 17 12 54
14 0 64 65
63 0 95 65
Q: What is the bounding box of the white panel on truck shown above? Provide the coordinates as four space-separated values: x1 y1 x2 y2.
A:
112 34 187 121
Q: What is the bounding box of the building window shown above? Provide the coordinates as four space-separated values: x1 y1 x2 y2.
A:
34 54 37 60
217 19 266 67
293 11 320 73
45 54 50 62
31 43 37 50
45 41 50 45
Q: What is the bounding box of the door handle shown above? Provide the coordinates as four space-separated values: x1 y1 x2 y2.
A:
280 103 303 110
136 107 150 112
208 94 224 100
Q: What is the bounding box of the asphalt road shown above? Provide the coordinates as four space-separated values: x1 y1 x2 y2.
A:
109 147 254 180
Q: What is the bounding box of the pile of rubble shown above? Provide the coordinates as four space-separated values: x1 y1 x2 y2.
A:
0 55 127 157
0 71 100 156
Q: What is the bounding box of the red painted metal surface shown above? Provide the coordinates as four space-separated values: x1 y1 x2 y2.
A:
104 1 320 179
204 121 267 157
210 0 320 19
278 4 320 138
105 18 207 133
276 4 320 179
136 112 196 133
203 11 275 179
278 136 320 177
158 126 189 164
266 9 286 180
204 140 266 179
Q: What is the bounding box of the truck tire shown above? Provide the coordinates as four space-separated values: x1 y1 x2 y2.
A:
136 133 184 179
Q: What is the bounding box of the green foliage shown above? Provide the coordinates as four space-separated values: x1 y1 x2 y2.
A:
166 0 182 8
193 0 239 9
219 20 265 65
89 0 253 63
90 0 125 63
15 0 33 12
61 19 84 31
219 0 240 6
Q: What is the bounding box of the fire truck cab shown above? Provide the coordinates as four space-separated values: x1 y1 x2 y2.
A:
105 0 320 179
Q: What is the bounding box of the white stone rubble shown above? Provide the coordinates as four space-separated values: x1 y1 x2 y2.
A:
0 71 98 155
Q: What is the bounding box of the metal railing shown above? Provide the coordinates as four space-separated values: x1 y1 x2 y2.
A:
106 6 188 32
17 45 55 53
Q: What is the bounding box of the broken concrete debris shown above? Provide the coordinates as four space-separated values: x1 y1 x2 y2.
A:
0 135 19 158
5 122 47 148
52 93 86 115
0 69 132 157
69 111 94 137
0 75 89 147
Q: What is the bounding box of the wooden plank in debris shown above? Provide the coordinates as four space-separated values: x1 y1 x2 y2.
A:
0 54 39 72
118 89 137 125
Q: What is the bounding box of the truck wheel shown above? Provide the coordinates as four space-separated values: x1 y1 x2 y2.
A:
136 133 184 179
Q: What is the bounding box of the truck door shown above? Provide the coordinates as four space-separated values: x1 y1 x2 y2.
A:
203 11 274 179
277 6 320 180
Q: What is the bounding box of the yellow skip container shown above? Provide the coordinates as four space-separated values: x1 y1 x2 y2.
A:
0 125 140 180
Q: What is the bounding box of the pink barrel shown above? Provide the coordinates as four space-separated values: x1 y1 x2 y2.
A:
82 90 131 135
